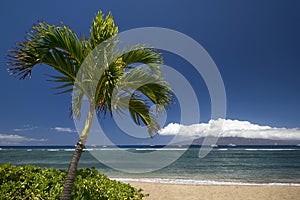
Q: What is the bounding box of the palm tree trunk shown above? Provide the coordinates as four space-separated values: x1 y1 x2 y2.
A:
60 107 95 200
60 140 84 200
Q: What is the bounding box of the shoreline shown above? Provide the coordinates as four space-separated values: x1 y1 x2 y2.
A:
114 177 300 186
125 181 300 200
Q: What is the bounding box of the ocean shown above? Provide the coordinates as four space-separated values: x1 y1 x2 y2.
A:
1 146 300 186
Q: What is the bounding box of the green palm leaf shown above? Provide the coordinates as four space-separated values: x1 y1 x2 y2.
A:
89 11 118 49
7 21 88 81
128 98 160 137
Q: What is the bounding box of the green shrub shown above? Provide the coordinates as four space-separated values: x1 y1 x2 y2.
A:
0 164 147 199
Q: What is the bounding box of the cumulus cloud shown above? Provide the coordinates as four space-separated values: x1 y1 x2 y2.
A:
51 127 75 133
158 119 300 140
0 133 47 145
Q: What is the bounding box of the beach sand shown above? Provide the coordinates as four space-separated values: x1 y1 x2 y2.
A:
127 182 300 200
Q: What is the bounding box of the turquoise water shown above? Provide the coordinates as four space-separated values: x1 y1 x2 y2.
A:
1 146 300 185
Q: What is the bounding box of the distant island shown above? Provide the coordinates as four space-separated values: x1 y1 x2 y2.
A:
1 137 300 149
183 137 300 146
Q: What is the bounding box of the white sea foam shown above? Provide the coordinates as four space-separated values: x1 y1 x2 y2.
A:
84 148 94 151
91 148 125 151
113 178 300 186
47 149 59 152
217 148 228 151
244 149 297 151
135 148 186 151
64 149 74 151
85 148 187 151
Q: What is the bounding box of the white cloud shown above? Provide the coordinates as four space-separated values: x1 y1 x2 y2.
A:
13 125 38 132
0 133 47 144
158 119 300 140
51 127 75 133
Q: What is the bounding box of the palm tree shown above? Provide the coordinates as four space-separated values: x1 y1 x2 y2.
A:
6 11 172 199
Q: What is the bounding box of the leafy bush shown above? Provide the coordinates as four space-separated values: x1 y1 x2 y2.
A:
0 164 147 199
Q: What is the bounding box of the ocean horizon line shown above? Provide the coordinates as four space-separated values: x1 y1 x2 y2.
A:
1 144 300 148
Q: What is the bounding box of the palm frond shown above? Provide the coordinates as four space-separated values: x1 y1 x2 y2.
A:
7 21 88 90
111 66 173 136
121 47 163 74
136 83 173 110
115 67 173 104
89 11 118 49
128 98 160 137
94 58 124 116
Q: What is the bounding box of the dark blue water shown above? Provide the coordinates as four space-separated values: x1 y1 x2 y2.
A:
1 146 300 185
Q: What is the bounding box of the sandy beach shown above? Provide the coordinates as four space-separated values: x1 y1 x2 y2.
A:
127 182 300 200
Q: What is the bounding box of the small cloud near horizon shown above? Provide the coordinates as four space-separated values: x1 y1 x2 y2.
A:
51 127 76 133
0 133 47 145
13 125 38 132
158 119 300 140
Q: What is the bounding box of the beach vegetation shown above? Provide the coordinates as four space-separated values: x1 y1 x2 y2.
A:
0 163 147 200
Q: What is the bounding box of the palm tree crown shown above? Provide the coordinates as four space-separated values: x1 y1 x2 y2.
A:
7 10 172 135
6 10 173 199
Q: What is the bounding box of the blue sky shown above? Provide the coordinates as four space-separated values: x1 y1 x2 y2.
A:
0 0 300 145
